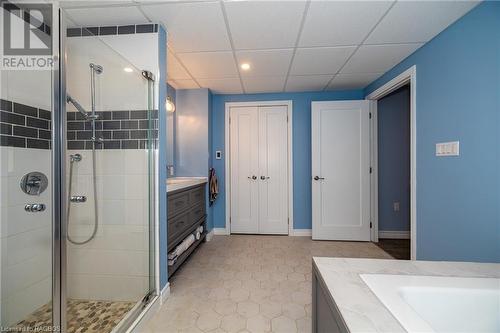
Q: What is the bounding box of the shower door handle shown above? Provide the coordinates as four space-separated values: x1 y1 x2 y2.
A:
25 203 46 212
70 196 87 203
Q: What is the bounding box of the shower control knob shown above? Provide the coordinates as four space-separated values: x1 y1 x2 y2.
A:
24 203 46 212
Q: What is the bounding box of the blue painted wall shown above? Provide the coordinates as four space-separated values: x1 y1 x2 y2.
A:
378 85 410 232
211 90 364 230
157 26 168 287
365 2 500 262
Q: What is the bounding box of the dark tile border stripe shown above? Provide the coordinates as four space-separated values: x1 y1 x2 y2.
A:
67 24 158 37
0 99 158 150
0 99 51 149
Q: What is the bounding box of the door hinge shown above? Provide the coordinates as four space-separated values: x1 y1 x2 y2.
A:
229 117 231 124
369 167 372 174
370 222 372 228
369 112 372 119
287 114 289 122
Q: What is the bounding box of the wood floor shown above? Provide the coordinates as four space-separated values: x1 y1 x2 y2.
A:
376 239 411 260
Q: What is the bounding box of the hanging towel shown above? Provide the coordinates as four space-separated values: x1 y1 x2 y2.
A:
209 168 219 206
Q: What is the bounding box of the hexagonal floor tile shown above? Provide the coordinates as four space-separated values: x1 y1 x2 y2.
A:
230 288 250 302
237 301 260 318
271 315 297 333
214 299 237 316
196 309 222 331
282 303 306 320
220 313 247 333
246 314 271 333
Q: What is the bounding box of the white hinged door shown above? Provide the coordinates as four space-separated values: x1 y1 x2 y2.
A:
311 100 370 241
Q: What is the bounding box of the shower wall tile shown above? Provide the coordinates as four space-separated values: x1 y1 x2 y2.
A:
67 109 158 150
0 99 52 149
0 146 52 325
66 149 151 301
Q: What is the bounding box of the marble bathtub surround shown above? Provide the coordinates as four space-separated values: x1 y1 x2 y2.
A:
313 257 500 333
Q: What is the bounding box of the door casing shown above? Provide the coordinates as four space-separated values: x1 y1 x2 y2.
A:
366 65 417 260
224 101 293 236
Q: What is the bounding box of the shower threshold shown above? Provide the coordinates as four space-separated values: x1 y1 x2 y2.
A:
13 299 135 333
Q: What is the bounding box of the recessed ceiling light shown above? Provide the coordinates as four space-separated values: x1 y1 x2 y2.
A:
124 67 133 73
240 63 251 71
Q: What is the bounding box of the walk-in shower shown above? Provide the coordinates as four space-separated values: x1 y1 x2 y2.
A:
0 4 158 332
66 63 103 245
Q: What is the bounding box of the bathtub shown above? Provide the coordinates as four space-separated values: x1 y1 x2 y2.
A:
360 274 500 333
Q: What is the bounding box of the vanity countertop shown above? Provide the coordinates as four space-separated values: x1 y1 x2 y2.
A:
313 257 500 333
167 177 207 193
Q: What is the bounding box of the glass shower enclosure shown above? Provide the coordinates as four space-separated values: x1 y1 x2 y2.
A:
0 3 158 332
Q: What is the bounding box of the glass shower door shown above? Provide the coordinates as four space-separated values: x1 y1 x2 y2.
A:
62 13 157 333
0 4 54 331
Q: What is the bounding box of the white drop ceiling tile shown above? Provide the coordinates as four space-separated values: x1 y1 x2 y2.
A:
365 1 479 44
197 78 243 94
169 79 200 90
242 76 286 94
290 46 356 76
327 73 383 90
177 51 238 79
167 50 191 80
65 6 148 26
299 1 393 47
341 43 422 74
140 1 231 52
285 75 332 92
236 49 293 77
224 0 307 50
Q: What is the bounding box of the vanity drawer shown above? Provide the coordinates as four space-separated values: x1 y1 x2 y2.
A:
190 203 205 222
189 186 205 206
168 190 190 218
168 210 191 243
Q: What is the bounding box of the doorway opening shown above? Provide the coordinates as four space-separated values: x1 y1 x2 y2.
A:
374 84 411 259
367 66 417 260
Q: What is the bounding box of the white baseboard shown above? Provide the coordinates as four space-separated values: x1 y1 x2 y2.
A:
291 229 312 237
206 229 214 241
160 283 170 304
379 231 410 239
213 228 228 235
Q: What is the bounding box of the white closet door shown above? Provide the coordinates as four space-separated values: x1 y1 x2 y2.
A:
311 100 370 241
258 106 288 234
230 106 259 233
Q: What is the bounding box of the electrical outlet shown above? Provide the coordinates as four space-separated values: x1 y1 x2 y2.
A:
393 201 400 212
215 151 222 160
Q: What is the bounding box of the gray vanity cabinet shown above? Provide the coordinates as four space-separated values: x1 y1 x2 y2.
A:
167 183 207 278
312 262 349 333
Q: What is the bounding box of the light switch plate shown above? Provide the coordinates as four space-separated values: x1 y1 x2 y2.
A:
436 141 459 156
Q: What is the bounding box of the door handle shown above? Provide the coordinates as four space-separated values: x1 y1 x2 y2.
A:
260 176 270 180
24 203 46 212
313 176 325 181
247 175 257 180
